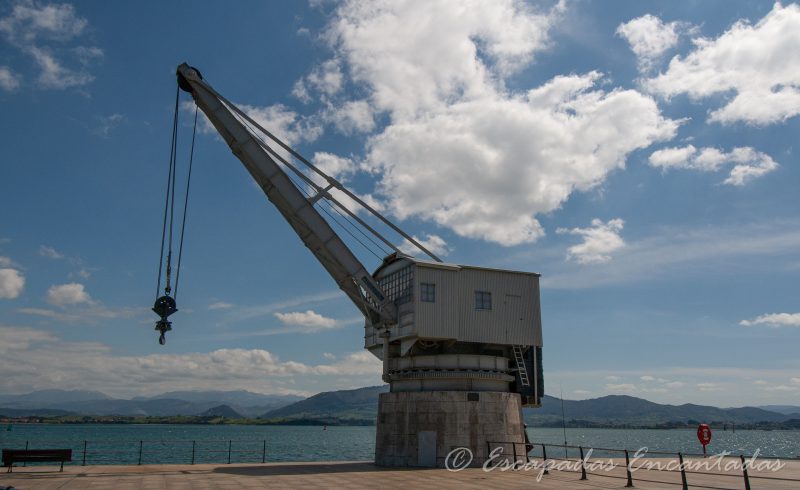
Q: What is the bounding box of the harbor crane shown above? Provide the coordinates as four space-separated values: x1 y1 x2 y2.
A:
166 63 544 467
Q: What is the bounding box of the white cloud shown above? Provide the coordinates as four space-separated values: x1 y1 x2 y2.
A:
225 290 342 323
73 45 102 64
543 220 800 289
291 78 310 103
323 352 336 361
291 59 344 103
639 376 687 390
0 1 87 42
0 326 382 396
307 350 381 376
18 307 74 320
697 382 722 392
208 301 234 310
0 256 12 267
649 145 778 186
191 100 322 158
95 113 125 136
764 384 798 392
606 383 636 393
724 158 779 186
325 0 560 119
34 48 91 86
18 304 137 322
39 244 64 259
311 152 357 181
303 152 389 220
294 1 679 246
306 59 343 97
557 218 625 264
646 3 800 125
366 73 677 246
650 144 712 170
616 14 685 71
740 312 800 328
0 1 100 90
274 310 337 330
0 268 25 299
46 282 91 306
325 100 376 135
0 65 21 90
398 234 451 258
240 103 323 147
212 2 681 247
0 326 57 350
641 387 667 394
791 378 800 385
27 45 93 88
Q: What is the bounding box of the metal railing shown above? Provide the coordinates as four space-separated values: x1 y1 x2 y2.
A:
5 436 799 488
4 439 273 466
486 441 800 490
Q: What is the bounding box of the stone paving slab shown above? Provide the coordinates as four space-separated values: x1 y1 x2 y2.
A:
1 459 798 489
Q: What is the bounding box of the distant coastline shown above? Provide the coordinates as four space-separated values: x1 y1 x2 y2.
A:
1 415 374 426
2 415 798 430
3 387 799 431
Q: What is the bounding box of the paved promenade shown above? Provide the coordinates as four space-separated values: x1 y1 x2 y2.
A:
1 459 798 489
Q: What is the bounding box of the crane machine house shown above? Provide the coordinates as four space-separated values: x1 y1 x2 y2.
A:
175 63 543 468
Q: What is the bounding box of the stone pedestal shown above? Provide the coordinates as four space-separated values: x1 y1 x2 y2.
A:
375 391 525 468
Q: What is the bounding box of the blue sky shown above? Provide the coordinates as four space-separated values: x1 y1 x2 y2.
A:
0 0 798 406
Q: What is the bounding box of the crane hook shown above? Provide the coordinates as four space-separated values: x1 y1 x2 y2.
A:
153 295 177 345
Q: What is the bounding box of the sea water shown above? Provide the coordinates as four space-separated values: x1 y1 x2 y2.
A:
1 425 797 465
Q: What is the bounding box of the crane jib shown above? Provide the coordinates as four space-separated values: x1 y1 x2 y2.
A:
175 63 399 326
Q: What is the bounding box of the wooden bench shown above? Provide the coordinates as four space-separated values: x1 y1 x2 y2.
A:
2 448 72 472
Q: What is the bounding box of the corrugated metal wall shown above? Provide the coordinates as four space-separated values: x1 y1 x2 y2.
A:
415 265 542 347
415 266 461 340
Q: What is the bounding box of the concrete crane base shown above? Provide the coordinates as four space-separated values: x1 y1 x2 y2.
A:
375 390 525 468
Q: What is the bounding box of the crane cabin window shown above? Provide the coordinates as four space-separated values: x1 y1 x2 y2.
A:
378 264 414 305
420 283 435 303
475 291 492 310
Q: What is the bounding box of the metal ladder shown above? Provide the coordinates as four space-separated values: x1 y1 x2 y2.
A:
513 345 530 387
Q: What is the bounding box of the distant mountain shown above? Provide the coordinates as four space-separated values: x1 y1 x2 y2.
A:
0 389 112 408
0 389 301 417
132 390 303 418
3 388 795 428
136 390 302 407
55 398 216 416
200 405 243 418
758 405 800 415
0 407 76 417
523 395 792 427
261 389 795 427
261 385 389 422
